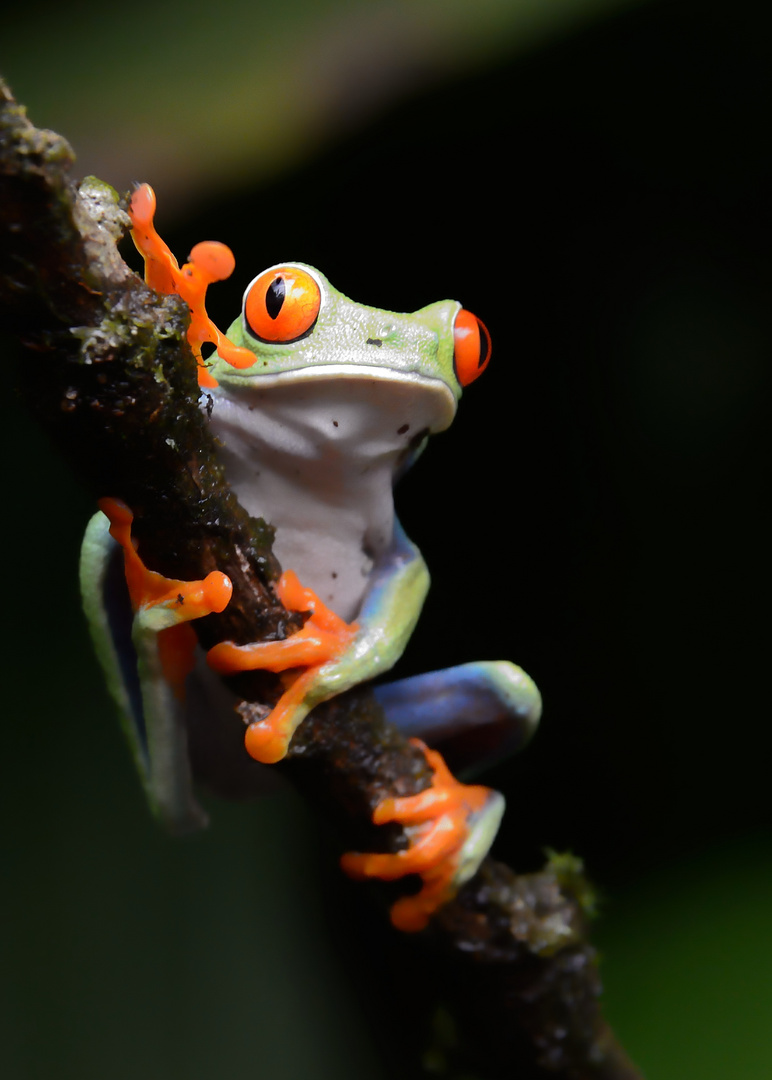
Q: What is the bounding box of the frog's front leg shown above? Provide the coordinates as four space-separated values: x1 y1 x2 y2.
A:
206 520 429 764
81 499 232 832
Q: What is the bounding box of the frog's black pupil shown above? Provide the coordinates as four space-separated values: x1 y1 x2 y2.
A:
266 277 285 320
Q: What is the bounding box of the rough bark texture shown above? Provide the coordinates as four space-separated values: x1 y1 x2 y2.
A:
1 79 643 1080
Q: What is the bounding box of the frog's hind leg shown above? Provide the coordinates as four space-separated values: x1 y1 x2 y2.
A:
373 660 542 775
341 662 540 931
81 514 153 792
80 506 230 834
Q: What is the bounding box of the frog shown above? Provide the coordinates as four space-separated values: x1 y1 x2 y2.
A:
80 184 542 931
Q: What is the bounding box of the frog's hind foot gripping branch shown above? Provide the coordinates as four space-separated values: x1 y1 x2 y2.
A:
341 739 504 932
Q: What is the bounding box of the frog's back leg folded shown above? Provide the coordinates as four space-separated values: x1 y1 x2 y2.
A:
373 660 542 776
80 509 226 834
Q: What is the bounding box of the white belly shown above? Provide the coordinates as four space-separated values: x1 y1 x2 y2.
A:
207 374 445 620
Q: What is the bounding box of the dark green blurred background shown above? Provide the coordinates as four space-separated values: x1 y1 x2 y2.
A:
2 0 771 1076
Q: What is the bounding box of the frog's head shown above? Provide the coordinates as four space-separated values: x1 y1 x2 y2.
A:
208 263 490 434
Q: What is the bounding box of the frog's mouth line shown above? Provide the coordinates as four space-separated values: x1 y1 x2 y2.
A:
210 363 459 431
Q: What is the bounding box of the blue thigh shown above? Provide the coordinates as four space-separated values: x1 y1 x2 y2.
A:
373 660 541 773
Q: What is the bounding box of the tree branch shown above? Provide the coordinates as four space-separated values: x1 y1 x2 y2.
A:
0 78 643 1080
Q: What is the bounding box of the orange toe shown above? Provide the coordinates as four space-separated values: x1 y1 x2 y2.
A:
341 738 498 931
128 183 256 387
99 497 232 697
206 571 358 764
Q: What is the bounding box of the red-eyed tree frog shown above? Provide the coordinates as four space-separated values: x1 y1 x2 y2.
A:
79 186 542 931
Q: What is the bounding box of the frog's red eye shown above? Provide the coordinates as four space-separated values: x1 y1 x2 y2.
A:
244 266 321 343
453 309 491 387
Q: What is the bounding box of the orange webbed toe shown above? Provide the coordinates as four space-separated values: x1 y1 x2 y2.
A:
99 497 232 698
128 184 256 387
341 738 498 932
205 570 358 764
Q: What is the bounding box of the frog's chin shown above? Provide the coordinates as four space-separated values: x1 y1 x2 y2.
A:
210 363 458 434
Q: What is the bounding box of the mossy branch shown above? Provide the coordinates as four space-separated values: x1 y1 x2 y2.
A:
0 79 642 1080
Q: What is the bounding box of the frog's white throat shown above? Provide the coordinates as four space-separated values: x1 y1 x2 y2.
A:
207 369 455 621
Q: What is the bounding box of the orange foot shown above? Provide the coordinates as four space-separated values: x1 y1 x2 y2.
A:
128 183 257 388
206 570 359 764
99 497 232 698
340 739 504 932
